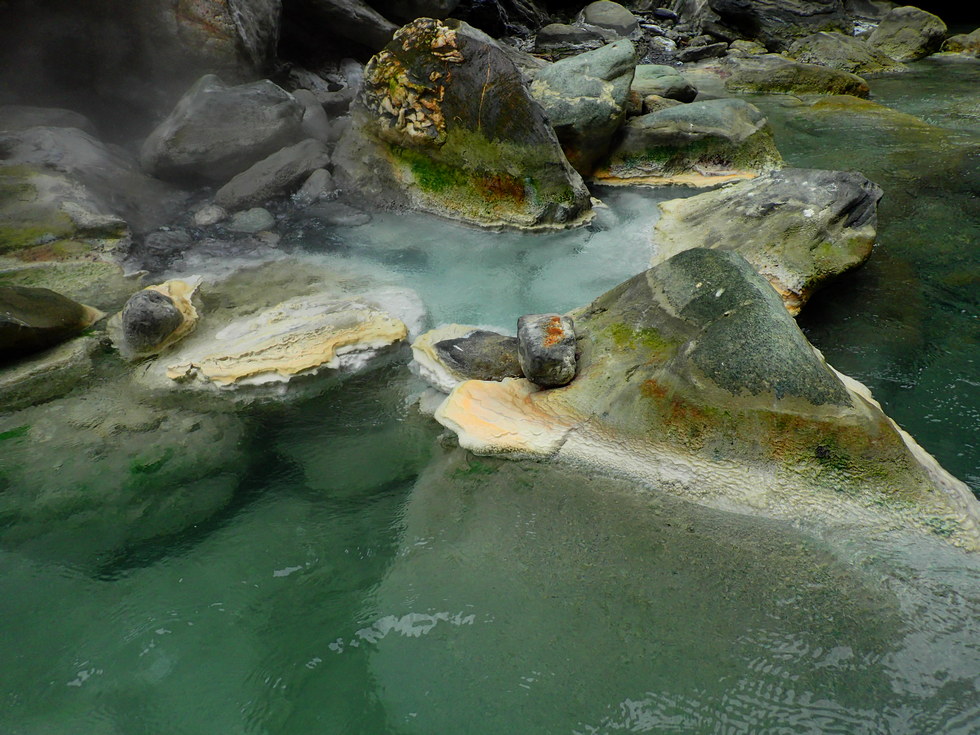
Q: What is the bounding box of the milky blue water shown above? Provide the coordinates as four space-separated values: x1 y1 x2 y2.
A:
1 59 978 734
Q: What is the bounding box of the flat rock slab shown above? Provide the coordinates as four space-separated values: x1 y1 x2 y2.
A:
166 294 408 388
653 168 883 314
724 54 871 97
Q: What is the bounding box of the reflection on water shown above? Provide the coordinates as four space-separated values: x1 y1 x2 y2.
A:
0 60 978 734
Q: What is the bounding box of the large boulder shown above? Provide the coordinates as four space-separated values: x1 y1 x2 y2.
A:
139 75 305 183
788 31 908 74
631 64 698 103
434 248 980 549
215 139 331 210
517 313 576 388
652 169 883 314
867 5 947 61
282 0 397 51
594 98 782 187
724 54 871 97
942 28 980 56
0 126 183 259
0 285 103 359
334 18 592 230
707 0 850 50
529 39 638 175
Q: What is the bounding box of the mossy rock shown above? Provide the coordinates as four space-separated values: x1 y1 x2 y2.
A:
724 54 871 97
334 18 591 230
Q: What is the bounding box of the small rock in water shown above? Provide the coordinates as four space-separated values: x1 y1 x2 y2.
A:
227 207 275 233
294 168 336 206
193 204 228 226
517 313 577 388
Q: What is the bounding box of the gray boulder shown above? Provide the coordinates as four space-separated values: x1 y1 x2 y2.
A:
294 168 336 205
411 324 523 392
286 0 397 51
227 207 276 232
942 28 980 56
653 168 883 314
676 41 729 63
334 18 592 230
707 0 849 50
293 89 333 142
596 98 782 186
536 22 604 48
631 64 698 102
724 54 870 97
530 39 638 175
372 0 459 22
435 248 980 549
216 139 331 210
121 289 185 353
1 286 104 359
579 1 639 37
867 5 947 61
517 313 577 388
788 31 908 74
140 75 305 183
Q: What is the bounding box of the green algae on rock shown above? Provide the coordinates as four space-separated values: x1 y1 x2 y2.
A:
652 168 883 315
434 249 980 549
724 54 871 97
594 98 783 187
333 18 592 230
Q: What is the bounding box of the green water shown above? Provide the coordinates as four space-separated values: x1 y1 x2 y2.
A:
1 60 979 733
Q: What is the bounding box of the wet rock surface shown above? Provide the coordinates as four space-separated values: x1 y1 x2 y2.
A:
0 285 104 358
334 18 592 230
412 324 522 393
631 64 698 103
868 5 948 62
215 138 331 210
723 54 871 97
653 168 883 314
517 313 576 388
788 31 908 74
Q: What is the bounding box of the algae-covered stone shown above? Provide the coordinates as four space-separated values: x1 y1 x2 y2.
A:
724 54 871 97
334 18 592 230
788 32 908 75
595 98 782 187
0 380 247 560
867 5 947 62
653 168 883 314
530 39 638 175
0 335 101 412
412 324 522 393
0 286 104 359
631 64 698 103
434 248 980 549
942 28 980 56
0 261 139 313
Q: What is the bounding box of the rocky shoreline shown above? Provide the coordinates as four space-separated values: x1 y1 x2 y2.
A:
2 0 979 552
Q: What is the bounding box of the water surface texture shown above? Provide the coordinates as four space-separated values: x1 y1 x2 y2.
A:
1 61 979 734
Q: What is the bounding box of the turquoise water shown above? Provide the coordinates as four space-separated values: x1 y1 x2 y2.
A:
1 60 979 733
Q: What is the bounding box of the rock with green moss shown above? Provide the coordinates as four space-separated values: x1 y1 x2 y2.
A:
0 285 104 358
333 18 592 230
707 0 849 51
0 261 140 314
868 5 947 62
0 379 247 562
724 54 871 97
0 335 102 412
433 248 980 550
788 31 908 74
529 39 638 175
594 98 783 187
652 168 883 315
942 28 980 55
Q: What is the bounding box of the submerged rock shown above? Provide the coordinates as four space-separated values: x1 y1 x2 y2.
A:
434 248 980 549
334 18 592 230
0 285 104 359
867 5 947 62
788 31 908 74
412 324 522 393
140 75 305 183
529 39 638 175
653 169 883 314
517 313 576 388
724 54 871 97
594 98 783 187
0 335 101 412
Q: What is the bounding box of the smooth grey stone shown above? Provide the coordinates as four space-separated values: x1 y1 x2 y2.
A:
121 289 185 353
